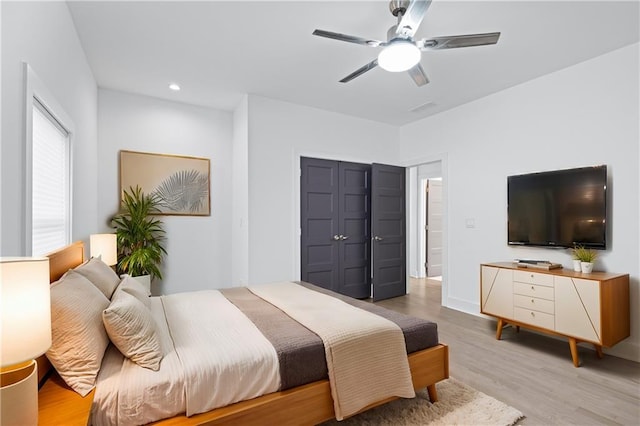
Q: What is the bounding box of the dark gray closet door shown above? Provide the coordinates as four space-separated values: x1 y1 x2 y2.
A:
371 163 406 301
337 161 371 299
300 158 371 298
300 157 340 291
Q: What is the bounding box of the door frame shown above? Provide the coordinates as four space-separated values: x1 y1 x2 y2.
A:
401 153 449 307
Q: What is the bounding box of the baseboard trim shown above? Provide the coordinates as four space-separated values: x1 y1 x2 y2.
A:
442 297 479 315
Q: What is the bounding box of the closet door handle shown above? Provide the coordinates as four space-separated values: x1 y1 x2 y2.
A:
373 236 383 241
340 235 349 240
332 235 341 241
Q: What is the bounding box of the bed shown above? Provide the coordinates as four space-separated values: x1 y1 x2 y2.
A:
37 242 449 425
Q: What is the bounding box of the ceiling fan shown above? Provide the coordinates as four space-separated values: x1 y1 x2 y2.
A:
312 0 500 86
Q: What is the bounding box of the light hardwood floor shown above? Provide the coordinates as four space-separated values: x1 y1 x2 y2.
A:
374 278 640 425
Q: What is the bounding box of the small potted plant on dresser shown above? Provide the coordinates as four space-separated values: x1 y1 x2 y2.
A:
572 244 597 273
111 185 166 293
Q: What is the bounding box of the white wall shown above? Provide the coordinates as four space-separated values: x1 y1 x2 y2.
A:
246 95 400 285
1 1 98 256
98 89 233 295
232 96 249 287
399 44 640 361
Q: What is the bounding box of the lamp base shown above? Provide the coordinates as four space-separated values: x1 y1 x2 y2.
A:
1 360 38 426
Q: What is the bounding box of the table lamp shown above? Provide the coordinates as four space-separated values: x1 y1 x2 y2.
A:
90 233 117 266
0 257 51 426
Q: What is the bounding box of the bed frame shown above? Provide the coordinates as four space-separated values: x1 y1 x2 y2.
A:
38 242 449 425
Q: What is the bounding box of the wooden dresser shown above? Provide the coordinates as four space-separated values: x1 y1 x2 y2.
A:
480 262 630 367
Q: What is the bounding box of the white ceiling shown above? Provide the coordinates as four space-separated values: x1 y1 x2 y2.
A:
67 1 640 125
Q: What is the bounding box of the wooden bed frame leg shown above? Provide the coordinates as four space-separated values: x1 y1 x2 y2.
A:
495 318 504 340
569 338 580 367
427 384 438 403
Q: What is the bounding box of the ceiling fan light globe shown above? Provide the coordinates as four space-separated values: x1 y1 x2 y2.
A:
378 41 420 72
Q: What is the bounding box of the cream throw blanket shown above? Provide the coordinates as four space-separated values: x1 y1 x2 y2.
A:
250 282 415 420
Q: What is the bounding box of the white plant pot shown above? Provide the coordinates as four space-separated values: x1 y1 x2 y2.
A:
580 262 594 273
572 259 582 272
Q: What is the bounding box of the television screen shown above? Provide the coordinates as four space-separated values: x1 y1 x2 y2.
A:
507 165 607 249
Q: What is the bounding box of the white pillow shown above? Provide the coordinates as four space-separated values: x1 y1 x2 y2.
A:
116 275 150 307
74 256 120 299
103 290 163 371
47 270 111 396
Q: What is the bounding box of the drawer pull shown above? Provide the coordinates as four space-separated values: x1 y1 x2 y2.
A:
531 299 534 303
530 312 535 317
531 286 535 290
530 274 534 278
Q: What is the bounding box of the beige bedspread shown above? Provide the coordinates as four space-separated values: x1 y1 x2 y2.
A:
250 282 415 420
161 290 280 416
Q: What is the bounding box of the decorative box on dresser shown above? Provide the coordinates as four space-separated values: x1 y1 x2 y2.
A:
480 262 630 367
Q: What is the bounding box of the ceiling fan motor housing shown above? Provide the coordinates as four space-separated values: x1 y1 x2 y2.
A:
389 0 410 17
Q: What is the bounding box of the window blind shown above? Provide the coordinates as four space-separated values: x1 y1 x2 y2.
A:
31 99 70 256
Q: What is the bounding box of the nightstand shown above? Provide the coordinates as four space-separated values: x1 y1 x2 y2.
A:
38 374 94 425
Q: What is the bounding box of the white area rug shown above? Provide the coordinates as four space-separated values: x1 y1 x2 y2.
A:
321 377 524 425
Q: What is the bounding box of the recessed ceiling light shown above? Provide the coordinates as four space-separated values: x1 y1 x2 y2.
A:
168 83 181 91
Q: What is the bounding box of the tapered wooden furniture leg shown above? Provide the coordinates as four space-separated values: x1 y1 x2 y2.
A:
515 325 520 333
594 344 603 359
569 338 580 367
427 384 438 402
496 318 504 340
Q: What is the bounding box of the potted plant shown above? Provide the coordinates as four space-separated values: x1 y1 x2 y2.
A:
111 186 167 285
571 244 597 273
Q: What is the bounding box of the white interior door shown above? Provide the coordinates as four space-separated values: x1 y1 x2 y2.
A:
426 179 442 277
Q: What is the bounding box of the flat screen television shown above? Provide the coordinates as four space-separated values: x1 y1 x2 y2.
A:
507 165 607 249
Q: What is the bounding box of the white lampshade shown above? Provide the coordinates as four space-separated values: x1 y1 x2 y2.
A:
90 233 117 266
378 40 421 72
0 257 51 367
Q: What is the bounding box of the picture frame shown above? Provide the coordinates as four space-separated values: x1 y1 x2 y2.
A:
119 150 210 216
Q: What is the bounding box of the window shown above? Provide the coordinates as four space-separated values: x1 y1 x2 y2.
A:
31 100 71 256
25 64 74 256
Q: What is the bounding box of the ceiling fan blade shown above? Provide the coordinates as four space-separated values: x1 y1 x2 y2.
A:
396 0 432 38
313 29 385 47
407 63 429 86
419 32 501 50
340 59 379 83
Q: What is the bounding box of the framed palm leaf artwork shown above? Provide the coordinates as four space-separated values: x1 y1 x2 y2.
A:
119 150 210 216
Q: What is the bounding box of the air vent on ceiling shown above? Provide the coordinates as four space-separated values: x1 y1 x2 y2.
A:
409 101 437 114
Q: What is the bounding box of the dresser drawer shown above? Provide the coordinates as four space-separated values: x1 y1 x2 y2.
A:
513 270 554 287
514 307 555 330
514 294 555 315
514 282 554 300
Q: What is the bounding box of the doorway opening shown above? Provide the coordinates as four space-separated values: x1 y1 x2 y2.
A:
408 160 445 306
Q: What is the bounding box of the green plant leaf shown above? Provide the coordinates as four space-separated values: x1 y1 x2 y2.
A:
111 185 166 280
571 244 597 263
